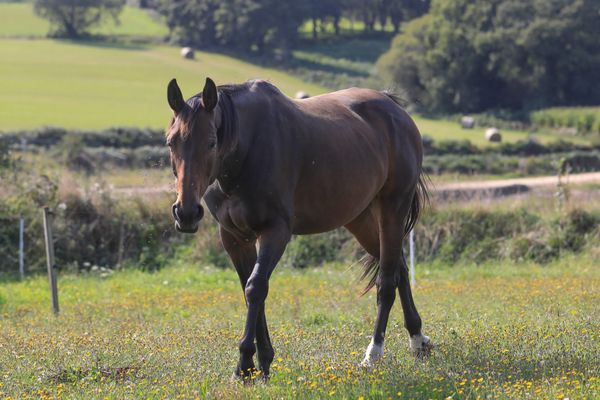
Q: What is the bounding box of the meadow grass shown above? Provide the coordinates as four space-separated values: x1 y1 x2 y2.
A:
0 39 327 129
413 116 593 147
0 252 598 399
0 3 167 38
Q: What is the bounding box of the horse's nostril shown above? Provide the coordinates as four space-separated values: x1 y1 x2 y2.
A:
172 203 180 222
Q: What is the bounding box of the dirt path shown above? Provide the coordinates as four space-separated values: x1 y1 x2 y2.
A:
434 171 600 191
113 172 600 197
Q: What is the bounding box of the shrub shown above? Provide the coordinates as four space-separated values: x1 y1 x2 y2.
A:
282 229 352 269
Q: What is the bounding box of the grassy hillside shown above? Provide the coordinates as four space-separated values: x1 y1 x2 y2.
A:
0 2 167 38
1 255 598 398
0 39 327 129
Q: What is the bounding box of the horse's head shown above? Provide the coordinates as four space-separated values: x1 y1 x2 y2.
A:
166 78 219 233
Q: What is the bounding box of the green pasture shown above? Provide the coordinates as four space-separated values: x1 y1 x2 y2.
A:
0 39 327 129
412 116 593 146
0 253 598 399
0 2 167 38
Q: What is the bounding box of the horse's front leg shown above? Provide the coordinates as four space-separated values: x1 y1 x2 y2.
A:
236 222 290 380
220 227 275 379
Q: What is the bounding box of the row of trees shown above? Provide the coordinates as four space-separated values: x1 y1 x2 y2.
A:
34 0 429 53
377 0 600 113
158 0 430 54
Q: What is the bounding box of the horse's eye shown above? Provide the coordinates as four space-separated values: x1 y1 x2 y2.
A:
208 141 217 149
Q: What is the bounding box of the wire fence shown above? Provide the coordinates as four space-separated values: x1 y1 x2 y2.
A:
0 203 184 279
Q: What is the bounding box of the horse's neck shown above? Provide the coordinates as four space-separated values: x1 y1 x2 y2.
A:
214 95 247 192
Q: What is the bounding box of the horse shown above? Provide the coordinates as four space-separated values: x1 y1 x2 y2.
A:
165 77 432 379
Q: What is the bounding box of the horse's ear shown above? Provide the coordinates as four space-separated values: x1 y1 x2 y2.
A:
167 78 185 114
202 77 218 112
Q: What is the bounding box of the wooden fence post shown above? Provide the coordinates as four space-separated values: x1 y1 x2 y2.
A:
19 216 25 280
42 207 59 315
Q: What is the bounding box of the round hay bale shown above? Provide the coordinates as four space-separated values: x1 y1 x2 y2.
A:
180 47 195 60
295 91 310 99
461 116 475 129
485 127 502 142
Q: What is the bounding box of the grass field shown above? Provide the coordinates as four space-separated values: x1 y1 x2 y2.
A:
1 253 598 399
0 39 327 129
0 2 167 38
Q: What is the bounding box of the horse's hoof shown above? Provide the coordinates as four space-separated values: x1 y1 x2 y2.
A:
410 334 433 358
360 358 376 368
232 367 261 385
360 339 384 368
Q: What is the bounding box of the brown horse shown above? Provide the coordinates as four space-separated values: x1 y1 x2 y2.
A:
166 77 431 379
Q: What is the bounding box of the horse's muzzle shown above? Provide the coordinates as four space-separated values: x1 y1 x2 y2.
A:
172 203 204 234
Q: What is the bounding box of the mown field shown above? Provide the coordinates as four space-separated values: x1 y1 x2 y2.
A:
0 253 598 399
0 39 327 129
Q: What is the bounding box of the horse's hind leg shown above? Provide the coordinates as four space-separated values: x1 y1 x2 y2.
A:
360 194 429 365
398 252 430 355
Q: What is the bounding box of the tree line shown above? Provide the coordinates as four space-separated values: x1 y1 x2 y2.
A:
33 0 430 50
377 0 600 113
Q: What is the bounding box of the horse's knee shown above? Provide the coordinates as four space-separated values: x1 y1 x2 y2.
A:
239 340 256 358
258 347 275 366
245 274 268 304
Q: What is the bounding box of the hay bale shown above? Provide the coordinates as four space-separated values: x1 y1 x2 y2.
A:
485 127 502 142
295 91 310 99
461 116 475 129
180 47 195 60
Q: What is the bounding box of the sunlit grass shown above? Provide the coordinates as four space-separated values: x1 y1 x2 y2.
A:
1 253 598 399
412 115 594 147
0 39 327 130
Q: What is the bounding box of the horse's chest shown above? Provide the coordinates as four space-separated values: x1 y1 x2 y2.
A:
204 188 260 238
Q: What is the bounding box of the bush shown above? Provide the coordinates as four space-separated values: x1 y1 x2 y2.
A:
282 229 352 269
0 175 187 276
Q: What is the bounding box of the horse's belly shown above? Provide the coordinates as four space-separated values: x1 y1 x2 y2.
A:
291 160 385 234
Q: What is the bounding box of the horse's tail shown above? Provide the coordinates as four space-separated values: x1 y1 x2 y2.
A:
360 173 430 294
404 173 430 238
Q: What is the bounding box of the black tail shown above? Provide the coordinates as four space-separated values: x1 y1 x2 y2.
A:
360 174 430 294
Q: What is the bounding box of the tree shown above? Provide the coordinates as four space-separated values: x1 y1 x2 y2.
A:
160 0 219 47
377 0 600 113
161 0 309 59
308 0 343 39
34 0 125 38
